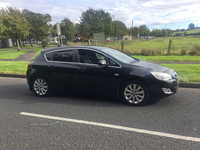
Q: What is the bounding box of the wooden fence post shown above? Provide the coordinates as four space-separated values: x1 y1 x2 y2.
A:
167 39 172 55
121 41 124 52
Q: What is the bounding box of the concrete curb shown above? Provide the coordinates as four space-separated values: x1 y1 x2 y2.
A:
0 73 200 89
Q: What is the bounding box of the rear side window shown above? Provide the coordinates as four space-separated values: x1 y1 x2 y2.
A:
53 50 73 62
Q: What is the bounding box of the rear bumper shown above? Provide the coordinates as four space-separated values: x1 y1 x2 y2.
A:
26 71 32 91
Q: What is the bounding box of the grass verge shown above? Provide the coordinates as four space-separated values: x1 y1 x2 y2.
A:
161 64 200 83
133 55 200 62
0 61 28 74
0 44 55 50
0 49 42 59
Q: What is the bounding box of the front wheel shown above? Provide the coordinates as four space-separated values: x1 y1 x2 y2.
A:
32 77 51 97
121 81 149 106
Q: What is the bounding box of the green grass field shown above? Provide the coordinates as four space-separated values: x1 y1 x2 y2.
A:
173 28 200 34
0 49 42 59
162 64 200 83
0 61 28 74
104 36 200 55
0 44 55 50
133 55 200 62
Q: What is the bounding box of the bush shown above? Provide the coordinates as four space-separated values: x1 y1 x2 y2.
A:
180 47 187 55
41 39 50 49
141 47 162 56
189 44 200 56
123 47 132 55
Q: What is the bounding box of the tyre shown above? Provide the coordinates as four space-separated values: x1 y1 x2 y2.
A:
121 80 149 106
32 77 51 97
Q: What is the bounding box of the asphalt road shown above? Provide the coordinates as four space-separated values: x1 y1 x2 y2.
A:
0 77 200 150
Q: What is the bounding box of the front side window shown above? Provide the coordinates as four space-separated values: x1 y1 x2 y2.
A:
78 49 105 64
53 50 73 62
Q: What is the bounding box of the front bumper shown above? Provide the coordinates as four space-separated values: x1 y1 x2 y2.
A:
149 78 179 96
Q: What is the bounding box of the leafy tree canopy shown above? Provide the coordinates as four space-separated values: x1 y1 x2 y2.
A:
61 18 75 41
188 23 195 30
22 9 52 41
80 8 112 38
113 20 127 39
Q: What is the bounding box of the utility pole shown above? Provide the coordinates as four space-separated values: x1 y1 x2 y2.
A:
132 21 133 40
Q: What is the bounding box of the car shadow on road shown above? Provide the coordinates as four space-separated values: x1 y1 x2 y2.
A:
1 83 163 107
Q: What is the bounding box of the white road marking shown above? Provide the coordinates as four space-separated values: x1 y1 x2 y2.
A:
20 112 200 142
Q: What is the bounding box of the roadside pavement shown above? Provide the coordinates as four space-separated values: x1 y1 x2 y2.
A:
0 48 200 88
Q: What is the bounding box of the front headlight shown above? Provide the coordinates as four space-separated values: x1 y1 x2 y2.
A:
151 72 172 81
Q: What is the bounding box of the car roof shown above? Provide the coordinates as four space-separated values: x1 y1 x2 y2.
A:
41 46 105 54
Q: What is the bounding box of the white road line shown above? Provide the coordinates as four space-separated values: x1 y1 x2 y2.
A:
20 112 200 142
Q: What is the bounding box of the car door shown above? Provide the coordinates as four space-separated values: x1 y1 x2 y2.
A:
73 49 109 93
46 49 76 90
74 49 123 94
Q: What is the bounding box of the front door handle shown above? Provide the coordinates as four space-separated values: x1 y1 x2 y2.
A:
48 65 54 69
78 67 86 73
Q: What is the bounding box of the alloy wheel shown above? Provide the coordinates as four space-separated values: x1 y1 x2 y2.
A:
124 84 145 104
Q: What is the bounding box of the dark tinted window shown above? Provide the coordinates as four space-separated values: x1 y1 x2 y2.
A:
108 58 120 67
45 52 54 61
78 49 105 64
53 50 73 62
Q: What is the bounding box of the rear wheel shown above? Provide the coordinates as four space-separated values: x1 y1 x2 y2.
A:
121 81 149 106
32 77 51 97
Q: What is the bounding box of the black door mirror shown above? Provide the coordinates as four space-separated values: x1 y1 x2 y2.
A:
98 60 107 66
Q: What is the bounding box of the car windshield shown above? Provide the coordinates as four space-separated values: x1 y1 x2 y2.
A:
100 47 136 64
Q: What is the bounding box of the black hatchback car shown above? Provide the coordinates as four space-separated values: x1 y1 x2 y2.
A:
26 46 179 105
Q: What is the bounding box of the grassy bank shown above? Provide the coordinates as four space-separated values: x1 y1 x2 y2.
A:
0 49 42 59
0 61 28 74
0 44 55 50
133 55 200 62
162 64 200 83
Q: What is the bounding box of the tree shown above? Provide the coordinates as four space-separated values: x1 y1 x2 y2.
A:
188 23 195 30
33 13 52 41
0 9 6 39
49 24 57 37
127 27 132 37
3 7 30 50
22 9 52 44
79 24 91 41
61 18 75 41
74 23 80 37
133 26 140 37
80 8 112 38
139 25 150 36
113 20 127 39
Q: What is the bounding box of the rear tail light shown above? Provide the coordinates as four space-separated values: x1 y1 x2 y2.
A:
28 62 33 69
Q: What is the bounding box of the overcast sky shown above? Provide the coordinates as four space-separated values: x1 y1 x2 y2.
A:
1 0 200 30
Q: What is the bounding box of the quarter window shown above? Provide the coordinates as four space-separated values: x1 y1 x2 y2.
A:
45 52 54 61
53 50 73 62
108 58 120 67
